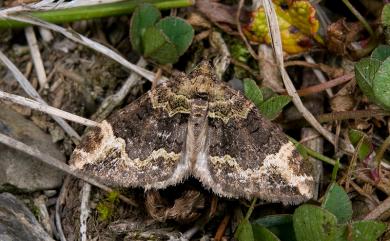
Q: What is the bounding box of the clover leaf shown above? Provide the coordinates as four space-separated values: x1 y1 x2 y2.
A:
130 4 194 64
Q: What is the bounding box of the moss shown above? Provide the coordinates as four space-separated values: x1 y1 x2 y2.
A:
96 190 120 221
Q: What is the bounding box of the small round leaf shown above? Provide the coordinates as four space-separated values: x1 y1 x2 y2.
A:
373 57 390 109
155 16 194 56
130 4 161 53
293 204 338 241
142 26 179 64
354 58 382 103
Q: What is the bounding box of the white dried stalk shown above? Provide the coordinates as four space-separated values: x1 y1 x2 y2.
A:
260 0 354 153
0 90 99 127
304 54 333 98
80 183 91 241
4 14 166 83
0 0 123 16
0 49 81 142
25 26 48 89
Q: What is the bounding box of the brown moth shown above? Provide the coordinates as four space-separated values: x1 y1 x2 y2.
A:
70 61 315 204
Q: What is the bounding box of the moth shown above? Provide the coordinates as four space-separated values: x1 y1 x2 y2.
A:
70 61 315 204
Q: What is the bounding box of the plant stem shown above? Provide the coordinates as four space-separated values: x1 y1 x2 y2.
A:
244 198 257 220
375 134 390 171
288 136 341 167
341 0 374 36
0 0 194 28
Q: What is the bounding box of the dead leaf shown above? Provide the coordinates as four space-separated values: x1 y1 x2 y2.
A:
243 0 322 54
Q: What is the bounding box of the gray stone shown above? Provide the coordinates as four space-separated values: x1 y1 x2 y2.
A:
0 192 54 241
0 104 65 192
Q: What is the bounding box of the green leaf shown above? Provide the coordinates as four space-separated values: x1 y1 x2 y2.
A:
142 26 179 64
348 129 373 161
321 183 352 224
235 218 255 241
253 214 296 241
373 57 390 109
371 45 390 61
382 4 390 27
259 95 292 120
351 220 387 241
293 204 338 241
130 3 161 52
244 79 263 107
252 224 281 241
155 16 194 56
355 58 382 103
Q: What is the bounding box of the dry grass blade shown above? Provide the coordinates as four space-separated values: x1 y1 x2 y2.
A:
80 183 91 241
0 132 138 207
0 49 81 142
364 195 390 220
0 90 99 127
4 14 166 83
25 26 48 89
260 0 354 153
0 0 123 15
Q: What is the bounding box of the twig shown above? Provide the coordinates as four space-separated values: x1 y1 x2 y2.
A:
80 183 91 241
56 176 70 241
0 133 138 207
0 49 81 143
25 26 48 89
316 109 390 123
0 0 195 28
261 0 354 154
344 137 364 190
214 213 231 241
355 172 390 196
304 54 333 98
0 90 100 127
4 14 166 83
236 0 259 60
281 73 354 97
364 195 390 220
349 180 378 204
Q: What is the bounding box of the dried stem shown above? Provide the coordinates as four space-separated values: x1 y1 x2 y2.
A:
0 49 81 143
236 0 259 60
0 133 137 207
281 73 354 97
364 195 390 220
0 90 100 127
261 0 353 153
316 109 390 123
4 14 165 83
